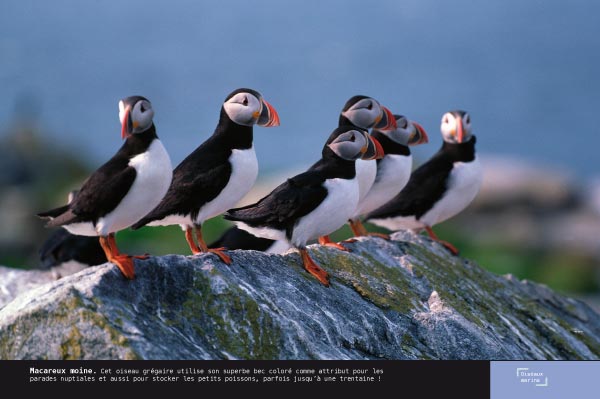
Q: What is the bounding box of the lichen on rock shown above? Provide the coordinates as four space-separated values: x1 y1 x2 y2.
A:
0 231 598 360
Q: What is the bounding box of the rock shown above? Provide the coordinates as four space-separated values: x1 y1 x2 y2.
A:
1 231 599 360
0 262 89 309
0 267 57 309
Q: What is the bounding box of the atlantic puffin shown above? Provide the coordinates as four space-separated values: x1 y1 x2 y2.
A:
131 88 280 264
37 96 173 279
38 191 107 275
350 114 429 238
318 95 397 250
209 226 291 254
365 110 482 254
225 126 385 286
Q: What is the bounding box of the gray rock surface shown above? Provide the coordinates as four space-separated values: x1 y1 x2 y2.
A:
0 267 57 309
1 231 599 360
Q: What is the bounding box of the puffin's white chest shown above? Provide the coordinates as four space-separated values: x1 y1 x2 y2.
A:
97 139 173 235
355 154 412 217
196 146 258 223
291 177 359 247
355 159 377 202
421 156 482 226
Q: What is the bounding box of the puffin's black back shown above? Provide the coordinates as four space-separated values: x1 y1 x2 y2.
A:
225 171 329 239
209 226 276 252
366 136 477 220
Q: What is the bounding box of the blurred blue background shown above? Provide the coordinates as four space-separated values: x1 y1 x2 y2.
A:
1 0 599 303
1 0 598 174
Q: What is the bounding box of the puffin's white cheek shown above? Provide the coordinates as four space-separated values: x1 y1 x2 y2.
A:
140 113 153 130
224 103 255 126
346 110 369 128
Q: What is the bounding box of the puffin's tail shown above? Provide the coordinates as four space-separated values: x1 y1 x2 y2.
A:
223 206 258 224
37 204 69 220
130 216 151 230
37 204 79 228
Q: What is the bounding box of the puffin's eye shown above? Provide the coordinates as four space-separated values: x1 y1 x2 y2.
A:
398 118 408 129
242 96 248 106
350 134 355 142
465 115 470 124
367 102 373 110
140 103 146 113
443 115 449 124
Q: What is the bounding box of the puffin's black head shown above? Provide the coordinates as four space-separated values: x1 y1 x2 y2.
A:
441 110 473 144
327 126 385 161
374 114 429 146
222 88 280 127
340 95 397 131
119 95 154 139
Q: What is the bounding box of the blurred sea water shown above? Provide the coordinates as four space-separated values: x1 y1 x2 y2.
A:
1 0 599 177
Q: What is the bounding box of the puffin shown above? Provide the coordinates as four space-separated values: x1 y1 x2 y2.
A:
225 126 385 286
209 226 291 254
350 114 429 238
131 88 280 264
38 191 107 275
365 110 482 255
37 96 173 279
318 95 397 250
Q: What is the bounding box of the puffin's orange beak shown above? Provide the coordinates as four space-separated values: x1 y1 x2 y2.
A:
409 122 429 145
257 99 280 127
361 135 385 160
372 136 385 159
373 106 397 131
121 107 132 139
456 118 464 143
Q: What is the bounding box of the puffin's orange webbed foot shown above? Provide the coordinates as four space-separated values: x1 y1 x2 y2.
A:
424 226 459 256
439 241 459 256
318 236 350 252
99 236 136 279
367 232 390 240
111 255 136 280
300 249 330 287
207 247 232 265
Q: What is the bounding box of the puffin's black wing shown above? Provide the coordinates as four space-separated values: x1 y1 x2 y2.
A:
71 158 136 218
39 157 137 228
132 142 232 228
366 152 453 220
224 171 328 234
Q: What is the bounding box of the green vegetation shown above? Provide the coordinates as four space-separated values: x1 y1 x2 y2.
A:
435 223 600 295
116 217 230 256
